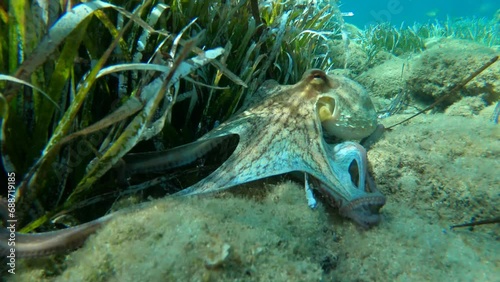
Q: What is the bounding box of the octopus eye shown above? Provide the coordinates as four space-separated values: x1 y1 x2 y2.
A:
310 72 328 86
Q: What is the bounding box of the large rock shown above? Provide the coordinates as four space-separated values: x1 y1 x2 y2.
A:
406 38 499 107
356 56 407 111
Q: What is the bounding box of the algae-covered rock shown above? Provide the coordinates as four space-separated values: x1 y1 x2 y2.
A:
357 56 407 99
445 96 487 117
356 56 407 111
356 38 499 114
327 40 394 76
406 39 500 107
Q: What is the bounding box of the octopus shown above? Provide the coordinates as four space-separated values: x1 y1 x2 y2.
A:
1 69 386 258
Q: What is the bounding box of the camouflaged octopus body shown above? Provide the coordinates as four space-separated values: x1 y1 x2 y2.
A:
243 73 378 141
2 69 385 259
317 74 378 140
176 70 385 226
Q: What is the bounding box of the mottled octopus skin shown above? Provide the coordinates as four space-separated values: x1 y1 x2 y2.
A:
3 69 385 258
174 70 384 210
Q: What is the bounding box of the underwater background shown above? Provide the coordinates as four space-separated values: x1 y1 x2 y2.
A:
342 0 498 27
1 0 499 281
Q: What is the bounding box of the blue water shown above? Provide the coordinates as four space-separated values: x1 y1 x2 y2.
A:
340 0 499 27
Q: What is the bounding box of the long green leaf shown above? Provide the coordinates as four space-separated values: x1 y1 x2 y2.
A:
32 17 91 148
15 2 150 226
8 1 166 96
67 46 224 204
0 75 60 109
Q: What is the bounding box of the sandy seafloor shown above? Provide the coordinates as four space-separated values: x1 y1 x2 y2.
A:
11 109 500 282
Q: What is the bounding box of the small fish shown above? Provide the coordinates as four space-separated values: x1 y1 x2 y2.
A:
341 12 354 17
425 8 440 17
491 101 500 124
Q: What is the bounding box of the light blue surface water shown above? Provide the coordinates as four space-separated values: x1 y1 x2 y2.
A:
340 0 499 27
